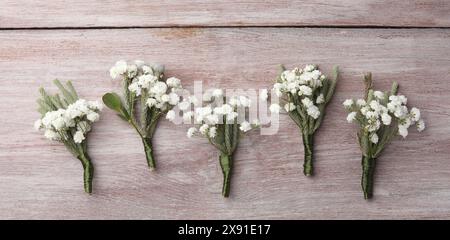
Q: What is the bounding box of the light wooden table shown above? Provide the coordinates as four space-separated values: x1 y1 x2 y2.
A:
0 1 449 219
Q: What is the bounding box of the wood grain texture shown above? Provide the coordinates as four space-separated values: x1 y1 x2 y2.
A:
0 28 449 219
1 0 450 28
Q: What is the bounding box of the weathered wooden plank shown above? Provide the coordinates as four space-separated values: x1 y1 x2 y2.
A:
0 28 449 219
1 1 450 28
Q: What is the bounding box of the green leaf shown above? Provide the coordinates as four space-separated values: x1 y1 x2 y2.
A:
66 81 79 100
325 66 339 103
102 92 122 111
102 92 130 120
53 79 76 104
390 81 399 95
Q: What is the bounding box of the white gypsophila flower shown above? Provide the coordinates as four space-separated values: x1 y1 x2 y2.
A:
166 110 176 122
209 127 217 138
138 74 157 89
347 112 357 123
304 64 315 72
221 104 233 115
34 119 42 131
226 112 238 121
369 100 382 113
206 114 219 125
373 91 385 100
150 81 168 95
73 130 85 143
166 77 181 88
183 111 194 122
284 103 296 112
146 98 157 108
298 85 312 96
168 92 180 105
229 97 240 107
306 105 320 119
187 127 197 138
239 121 252 132
356 99 366 107
239 96 251 107
360 106 369 116
269 103 280 113
142 65 153 75
410 107 421 122
160 94 170 103
343 99 354 108
128 82 141 96
213 106 223 115
370 133 379 144
282 70 296 82
110 60 127 79
126 64 138 78
417 119 425 132
365 111 377 120
316 94 325 104
381 113 392 125
366 119 381 132
199 124 209 135
188 96 199 106
273 84 283 97
88 101 103 111
44 129 60 141
51 116 65 130
398 126 408 138
86 112 100 122
212 89 223 98
301 97 314 108
260 89 268 101
178 101 190 111
252 119 260 127
203 91 213 103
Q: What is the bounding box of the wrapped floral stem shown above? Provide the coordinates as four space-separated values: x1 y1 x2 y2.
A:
34 80 102 193
361 155 375 199
302 132 314 176
269 65 339 176
142 137 155 169
220 151 233 197
78 150 94 193
344 73 425 199
175 89 258 197
104 60 184 170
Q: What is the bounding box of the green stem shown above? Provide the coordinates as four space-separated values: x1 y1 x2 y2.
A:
219 152 233 198
302 132 314 176
142 137 156 170
77 152 94 194
361 155 376 200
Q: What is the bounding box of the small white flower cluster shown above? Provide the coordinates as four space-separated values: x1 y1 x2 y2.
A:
35 99 103 143
177 89 258 138
269 65 326 119
110 60 183 112
344 91 425 143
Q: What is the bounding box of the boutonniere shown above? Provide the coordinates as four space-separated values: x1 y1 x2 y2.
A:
343 73 425 199
174 90 259 197
34 80 103 193
103 60 183 170
269 65 339 176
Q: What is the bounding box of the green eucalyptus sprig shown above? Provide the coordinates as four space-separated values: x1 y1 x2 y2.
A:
34 80 103 193
269 65 339 176
343 73 425 199
103 60 183 170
